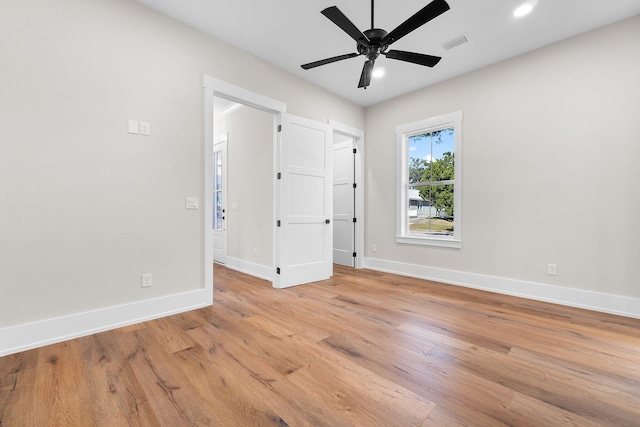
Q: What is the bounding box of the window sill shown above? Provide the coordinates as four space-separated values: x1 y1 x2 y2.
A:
396 235 462 248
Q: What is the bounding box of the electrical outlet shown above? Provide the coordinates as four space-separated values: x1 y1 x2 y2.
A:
547 264 557 276
141 273 152 287
372 244 377 253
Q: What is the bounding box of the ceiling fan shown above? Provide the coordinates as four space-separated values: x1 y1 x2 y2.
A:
301 0 450 89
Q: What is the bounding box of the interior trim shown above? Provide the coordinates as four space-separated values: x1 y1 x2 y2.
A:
0 289 211 357
364 257 640 319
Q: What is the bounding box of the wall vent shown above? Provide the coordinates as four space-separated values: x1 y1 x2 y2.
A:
441 34 469 50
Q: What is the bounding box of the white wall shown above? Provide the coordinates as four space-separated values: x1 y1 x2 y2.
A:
0 0 363 354
364 16 640 309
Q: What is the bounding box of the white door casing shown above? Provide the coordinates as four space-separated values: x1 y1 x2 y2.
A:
205 76 286 289
275 113 333 288
332 139 355 267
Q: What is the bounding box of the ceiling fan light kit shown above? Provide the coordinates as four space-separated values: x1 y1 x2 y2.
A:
514 0 539 17
301 0 450 89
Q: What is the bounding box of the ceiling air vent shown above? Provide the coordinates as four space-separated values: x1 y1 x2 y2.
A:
441 34 468 50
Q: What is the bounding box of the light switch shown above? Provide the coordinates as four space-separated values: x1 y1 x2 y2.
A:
140 121 151 136
185 197 199 210
128 120 139 134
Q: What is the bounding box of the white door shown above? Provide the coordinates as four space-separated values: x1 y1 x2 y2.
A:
212 138 227 263
333 139 356 267
275 113 332 288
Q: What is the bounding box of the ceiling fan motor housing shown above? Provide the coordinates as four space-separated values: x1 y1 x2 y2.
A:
359 28 388 60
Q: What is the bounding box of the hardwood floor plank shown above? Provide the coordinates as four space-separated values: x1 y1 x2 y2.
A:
78 329 123 369
427 341 640 425
0 350 38 383
507 345 640 398
32 341 98 426
2 264 640 426
87 359 162 427
144 315 198 354
124 329 221 426
506 392 609 427
169 342 265 426
317 327 519 426
184 323 354 426
421 405 479 427
289 345 438 425
288 363 418 427
0 352 38 426
168 309 210 332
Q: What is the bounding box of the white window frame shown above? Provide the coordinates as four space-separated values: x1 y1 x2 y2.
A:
396 111 462 248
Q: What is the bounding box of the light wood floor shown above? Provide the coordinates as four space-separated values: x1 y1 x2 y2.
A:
2 265 640 426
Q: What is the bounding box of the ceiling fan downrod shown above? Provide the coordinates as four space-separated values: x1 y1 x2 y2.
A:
371 0 374 29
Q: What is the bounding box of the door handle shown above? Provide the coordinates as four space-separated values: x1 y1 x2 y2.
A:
325 219 331 224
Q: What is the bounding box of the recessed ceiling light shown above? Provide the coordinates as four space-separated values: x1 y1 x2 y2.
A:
372 67 385 79
514 0 538 17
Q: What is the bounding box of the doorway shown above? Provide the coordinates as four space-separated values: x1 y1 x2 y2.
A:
331 120 365 269
204 76 361 290
212 136 227 264
213 95 277 280
333 136 356 267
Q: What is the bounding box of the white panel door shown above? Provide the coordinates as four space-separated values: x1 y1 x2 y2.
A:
276 113 332 288
212 138 227 263
333 139 355 267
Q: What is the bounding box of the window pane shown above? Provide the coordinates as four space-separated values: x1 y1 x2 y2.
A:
408 128 455 184
213 191 222 230
213 151 223 230
214 152 222 191
408 136 427 184
408 184 454 236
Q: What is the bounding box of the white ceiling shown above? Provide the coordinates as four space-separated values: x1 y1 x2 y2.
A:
136 0 640 107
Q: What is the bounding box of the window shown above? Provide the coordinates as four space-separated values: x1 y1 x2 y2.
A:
397 111 462 247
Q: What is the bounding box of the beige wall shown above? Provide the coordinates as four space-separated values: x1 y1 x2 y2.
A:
365 15 640 298
0 0 364 329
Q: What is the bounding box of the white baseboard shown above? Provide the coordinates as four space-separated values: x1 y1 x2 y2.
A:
0 289 211 357
223 257 274 282
364 257 640 319
6 259 635 358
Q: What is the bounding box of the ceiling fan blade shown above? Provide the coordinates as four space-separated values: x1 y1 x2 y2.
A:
385 50 442 67
301 53 359 70
358 59 375 88
382 0 450 45
322 6 370 46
